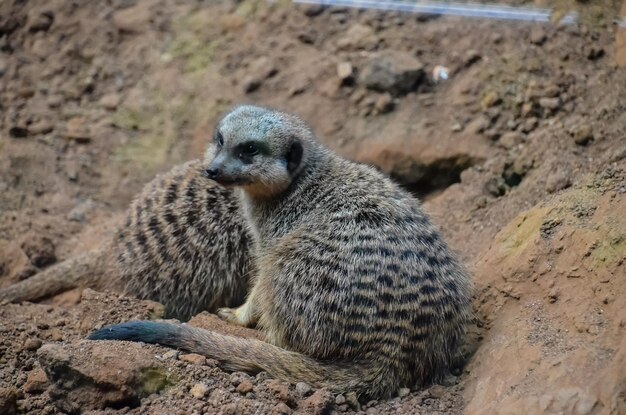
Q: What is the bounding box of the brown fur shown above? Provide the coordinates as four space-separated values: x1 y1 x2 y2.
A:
0 161 254 320
91 106 472 399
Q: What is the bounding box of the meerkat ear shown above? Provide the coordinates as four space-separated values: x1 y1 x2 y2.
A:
285 141 303 174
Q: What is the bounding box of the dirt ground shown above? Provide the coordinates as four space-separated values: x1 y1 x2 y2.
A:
0 0 625 414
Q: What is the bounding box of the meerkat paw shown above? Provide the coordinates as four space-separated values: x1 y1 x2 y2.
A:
217 304 256 327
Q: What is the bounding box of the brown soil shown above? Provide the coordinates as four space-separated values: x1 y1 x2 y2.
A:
1 1 624 414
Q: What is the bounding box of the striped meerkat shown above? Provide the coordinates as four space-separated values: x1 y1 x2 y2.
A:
90 105 472 399
0 161 254 320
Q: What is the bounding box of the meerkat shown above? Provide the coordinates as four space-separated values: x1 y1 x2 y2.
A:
0 160 254 320
89 105 472 399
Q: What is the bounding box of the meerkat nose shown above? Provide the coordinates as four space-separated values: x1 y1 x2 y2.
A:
205 168 220 179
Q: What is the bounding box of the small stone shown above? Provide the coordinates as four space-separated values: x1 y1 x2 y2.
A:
335 394 346 405
179 353 207 366
336 62 354 85
28 120 53 135
190 383 209 399
499 132 525 149
359 50 424 96
366 408 379 415
521 117 538 133
22 338 43 351
481 91 501 108
573 124 593 146
267 380 295 405
24 368 49 394
539 97 561 110
545 171 571 193
236 380 253 395
374 92 394 115
548 288 559 303
65 117 92 143
398 387 410 398
485 177 506 197
301 389 335 415
336 23 378 50
429 385 446 398
296 382 313 397
162 350 179 360
100 93 121 110
466 115 491 134
47 94 64 108
529 27 547 45
272 402 293 415
345 391 360 411
49 329 64 342
112 4 151 33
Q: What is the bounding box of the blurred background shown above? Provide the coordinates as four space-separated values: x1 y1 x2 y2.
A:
0 1 624 414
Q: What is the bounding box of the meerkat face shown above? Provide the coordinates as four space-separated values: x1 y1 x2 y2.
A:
204 106 308 199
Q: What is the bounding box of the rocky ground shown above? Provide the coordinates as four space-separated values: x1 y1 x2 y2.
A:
0 0 625 414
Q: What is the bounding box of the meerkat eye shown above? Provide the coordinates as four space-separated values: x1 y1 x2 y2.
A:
215 131 224 147
239 143 259 158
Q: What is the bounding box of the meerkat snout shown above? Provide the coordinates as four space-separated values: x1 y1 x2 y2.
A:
204 105 310 198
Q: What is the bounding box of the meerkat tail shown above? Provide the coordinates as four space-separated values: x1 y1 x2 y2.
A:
89 321 380 395
0 250 108 303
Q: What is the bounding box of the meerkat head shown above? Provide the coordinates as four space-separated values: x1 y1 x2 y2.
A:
203 105 317 199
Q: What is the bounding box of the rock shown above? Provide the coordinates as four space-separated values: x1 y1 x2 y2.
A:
336 61 354 85
28 11 54 32
267 380 295 406
499 132 525 149
466 115 491 135
374 92 394 115
359 50 424 96
539 97 561 111
398 387 410 398
0 387 19 415
236 379 253 394
301 389 335 415
65 117 92 143
345 391 361 411
47 94 64 108
190 383 209 399
295 381 313 397
272 402 292 415
179 353 206 366
100 93 121 110
67 199 95 222
545 171 571 193
28 120 53 135
529 27 547 45
24 367 49 394
572 124 593 146
337 23 378 50
481 91 501 108
22 338 43 352
112 4 151 33
366 408 379 415
37 342 173 413
335 394 346 405
429 385 446 398
521 117 538 133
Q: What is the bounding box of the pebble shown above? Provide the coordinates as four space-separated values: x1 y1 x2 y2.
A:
190 383 209 399
336 62 354 85
271 402 292 415
374 92 394 115
398 387 410 398
545 171 571 193
539 97 561 110
65 117 92 143
236 379 253 394
162 350 179 360
335 394 346 405
180 353 207 366
345 391 360 411
100 93 121 110
22 338 43 352
295 381 313 397
529 27 547 45
24 368 48 394
573 124 593 146
499 132 525 149
466 115 491 134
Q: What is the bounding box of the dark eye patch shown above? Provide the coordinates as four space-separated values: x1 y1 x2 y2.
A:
235 141 264 164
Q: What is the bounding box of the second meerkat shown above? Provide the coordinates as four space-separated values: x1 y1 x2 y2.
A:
90 105 472 399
